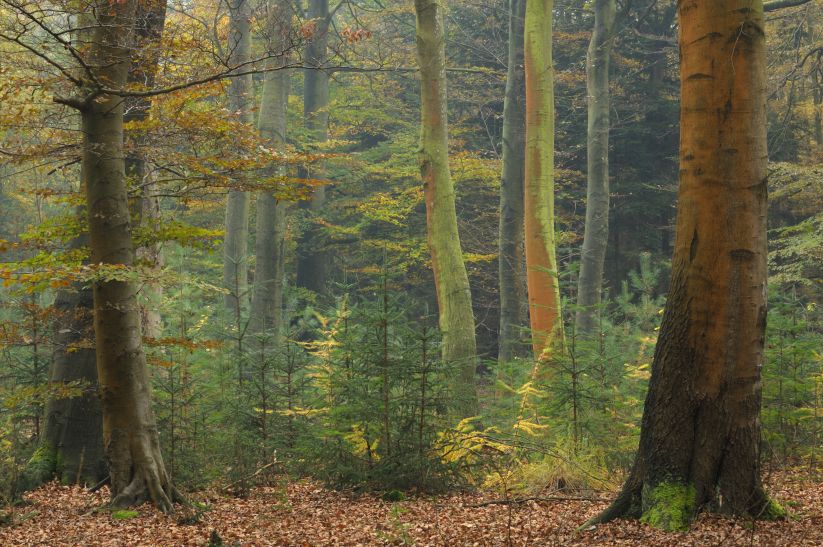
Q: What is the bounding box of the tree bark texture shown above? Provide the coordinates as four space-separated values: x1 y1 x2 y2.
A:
125 0 167 339
40 242 105 486
223 0 254 312
575 0 615 336
81 0 174 512
586 0 778 531
295 0 330 295
523 0 563 361
249 0 290 338
414 0 479 417
497 0 527 363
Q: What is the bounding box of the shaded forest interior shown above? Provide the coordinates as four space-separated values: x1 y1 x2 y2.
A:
0 0 822 543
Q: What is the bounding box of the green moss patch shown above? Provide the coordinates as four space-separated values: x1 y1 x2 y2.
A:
640 481 696 532
757 497 787 520
111 510 140 520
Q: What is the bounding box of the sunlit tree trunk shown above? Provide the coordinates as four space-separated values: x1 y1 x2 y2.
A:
223 0 254 312
414 0 478 417
585 0 780 531
523 0 562 361
296 0 330 295
575 0 615 335
125 0 167 339
498 0 527 363
249 0 290 338
81 0 174 511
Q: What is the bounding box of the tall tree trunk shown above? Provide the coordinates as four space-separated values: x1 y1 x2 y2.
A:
498 0 527 363
249 0 290 338
125 0 167 339
585 0 780 531
575 0 615 336
223 0 254 312
295 0 330 295
81 0 174 512
523 0 562 361
414 0 478 417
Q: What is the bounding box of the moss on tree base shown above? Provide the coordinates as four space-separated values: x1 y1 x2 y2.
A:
640 482 697 532
756 497 787 520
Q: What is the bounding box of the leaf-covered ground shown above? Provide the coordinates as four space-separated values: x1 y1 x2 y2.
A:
2 472 821 545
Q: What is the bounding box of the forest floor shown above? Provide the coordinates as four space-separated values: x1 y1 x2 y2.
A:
1 471 821 546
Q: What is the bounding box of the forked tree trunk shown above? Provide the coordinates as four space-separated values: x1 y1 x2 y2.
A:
575 0 615 335
295 0 330 295
223 0 254 312
498 0 527 363
81 0 174 512
249 0 290 338
523 0 562 361
585 0 781 531
414 0 478 417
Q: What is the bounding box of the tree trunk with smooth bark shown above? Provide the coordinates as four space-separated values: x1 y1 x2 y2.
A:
296 0 330 295
223 0 254 312
81 0 175 512
575 0 615 336
414 0 479 417
249 0 290 339
585 0 781 532
524 0 563 361
498 0 527 364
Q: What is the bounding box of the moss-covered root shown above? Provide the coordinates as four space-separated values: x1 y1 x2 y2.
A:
755 497 788 520
639 482 697 532
20 446 57 491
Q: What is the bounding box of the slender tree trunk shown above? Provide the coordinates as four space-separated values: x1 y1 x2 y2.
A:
125 0 167 339
296 0 330 295
575 0 615 335
249 0 290 338
223 0 254 312
523 0 562 361
585 0 780 531
81 1 174 512
498 0 527 363
414 0 478 417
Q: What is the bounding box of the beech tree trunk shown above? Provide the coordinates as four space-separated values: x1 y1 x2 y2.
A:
575 0 615 335
223 0 254 312
125 0 167 339
498 0 527 363
38 234 105 487
81 0 174 512
249 0 289 338
523 0 562 361
586 0 780 531
295 0 330 295
414 0 479 417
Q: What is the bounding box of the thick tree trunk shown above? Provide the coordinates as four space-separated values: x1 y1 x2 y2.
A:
523 0 562 361
223 0 254 312
585 0 781 531
575 0 615 335
125 0 167 339
249 0 290 338
38 242 105 486
295 0 330 295
414 0 478 417
498 0 527 363
82 0 174 512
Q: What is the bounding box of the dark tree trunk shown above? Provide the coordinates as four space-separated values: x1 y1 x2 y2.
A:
497 0 527 363
585 0 782 531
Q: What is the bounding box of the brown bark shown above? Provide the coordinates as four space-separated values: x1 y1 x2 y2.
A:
586 0 778 531
81 1 174 512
